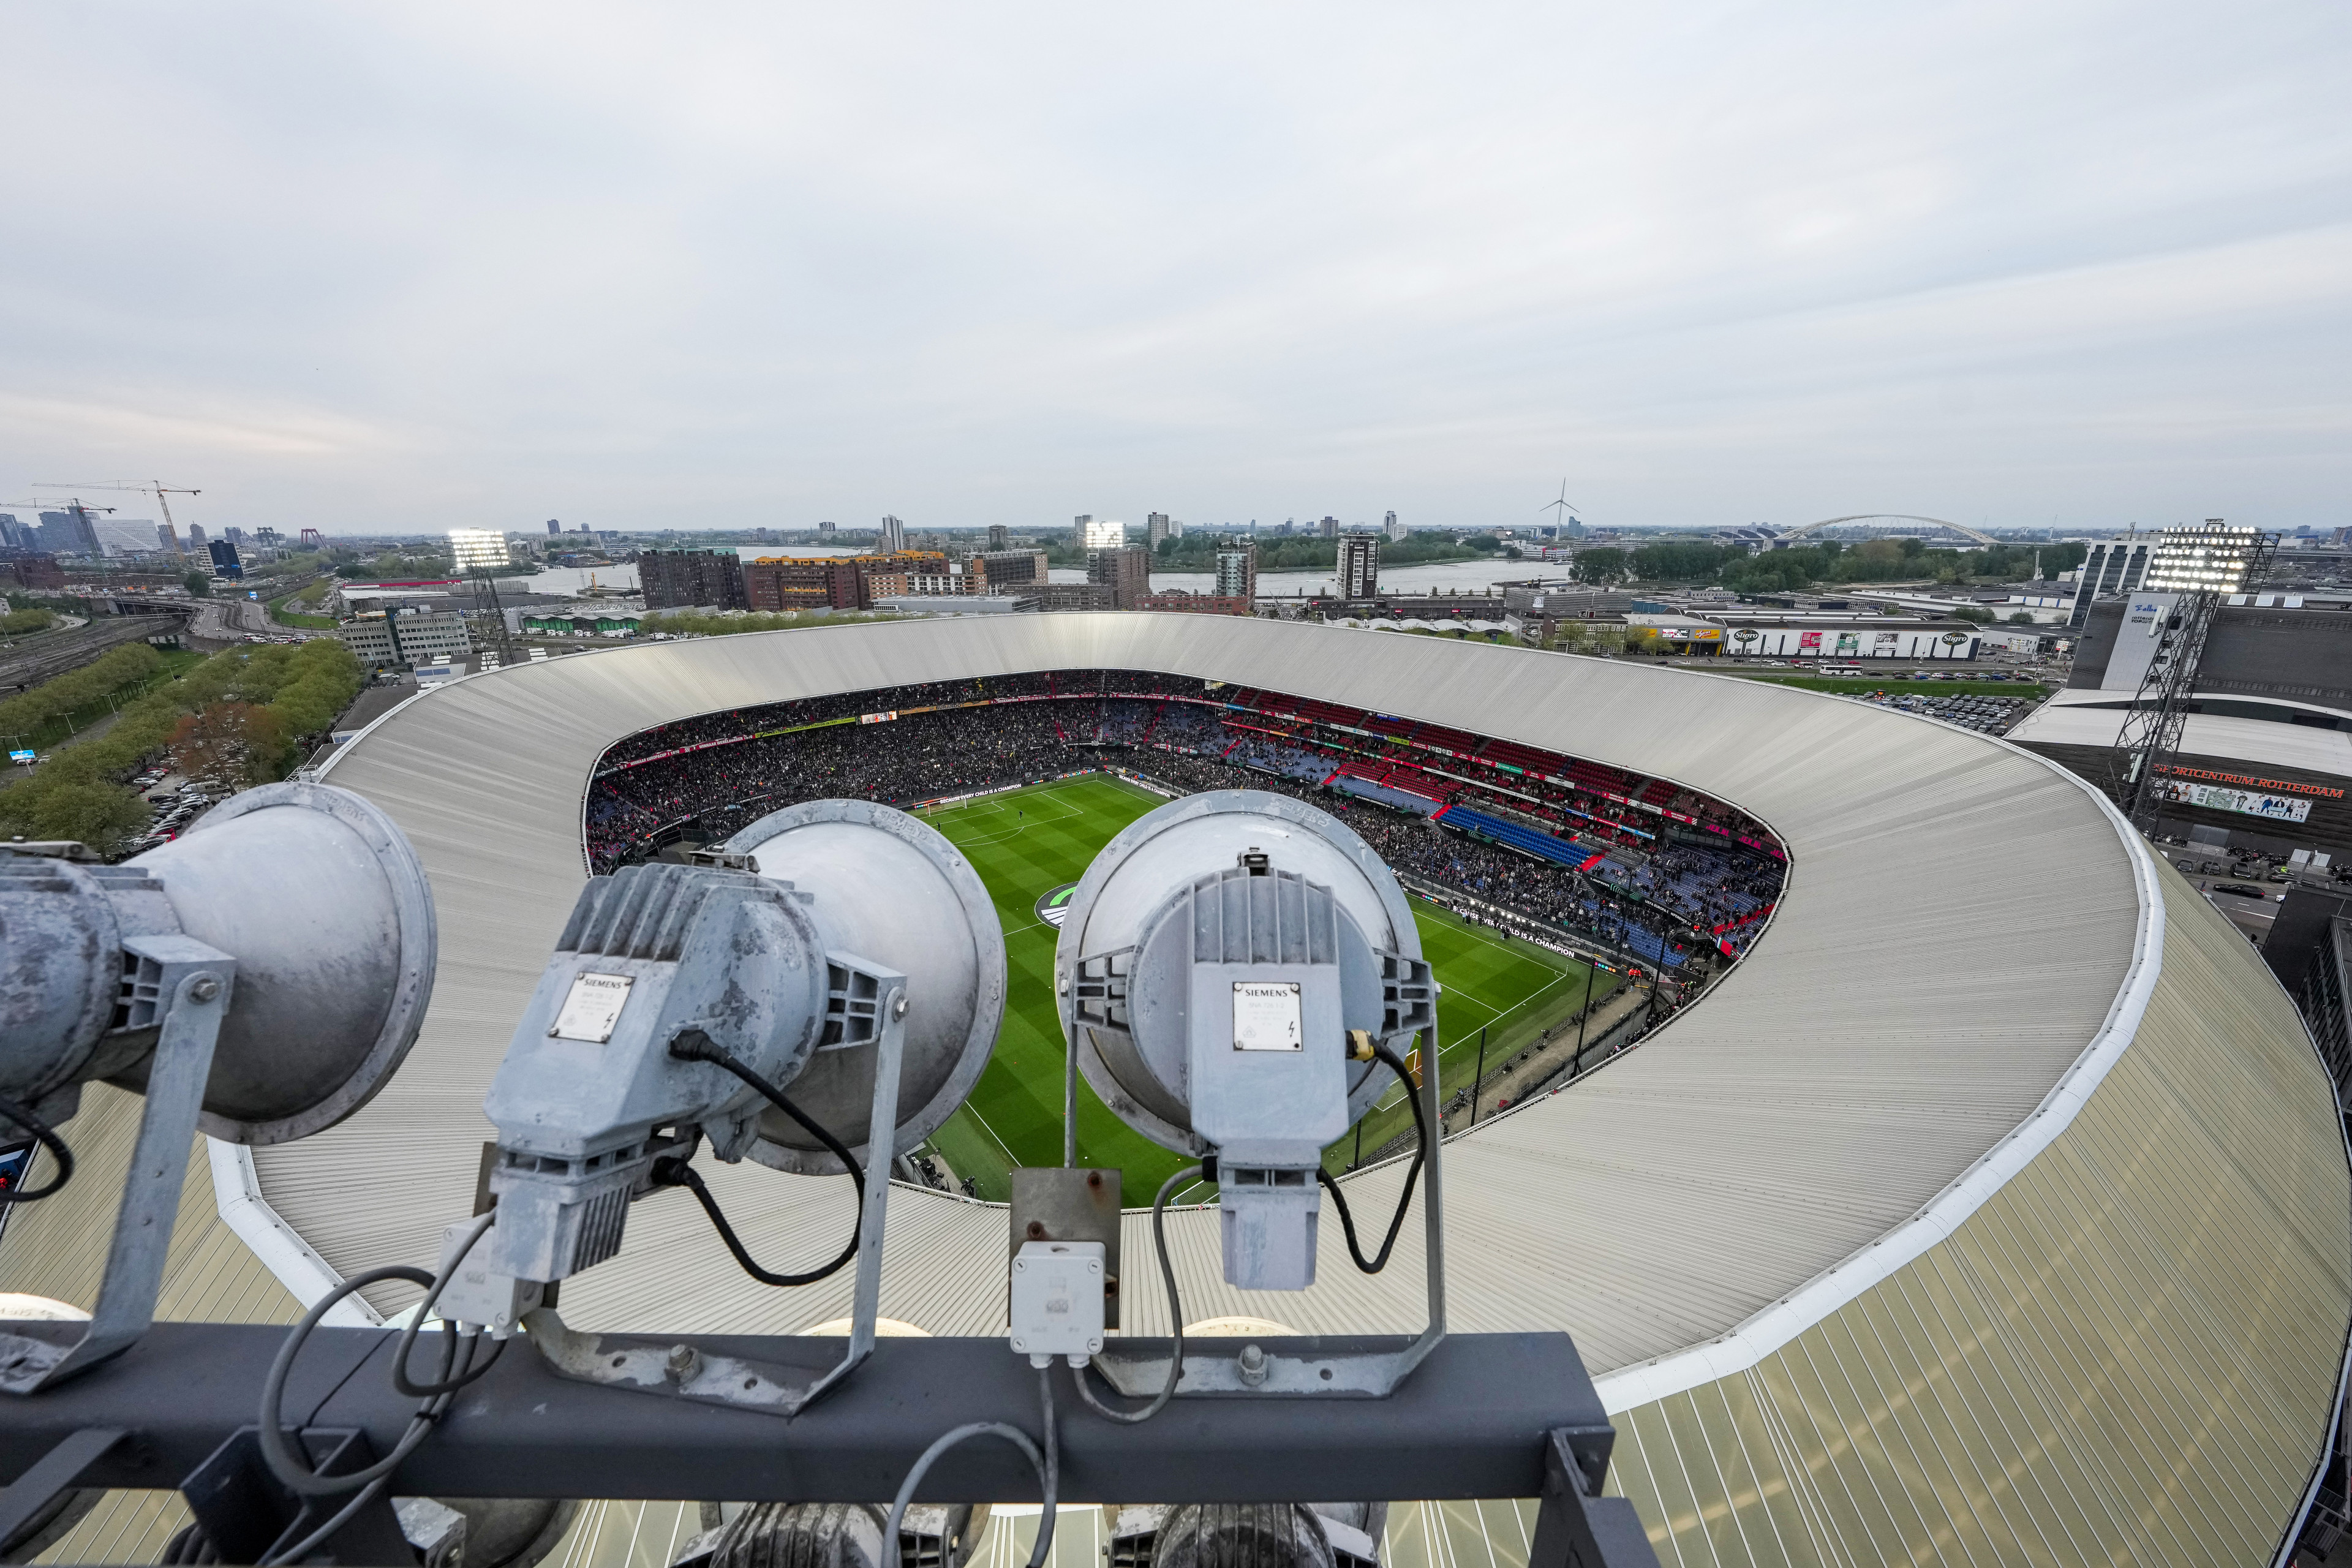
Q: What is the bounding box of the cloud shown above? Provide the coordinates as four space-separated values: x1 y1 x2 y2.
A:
1 0 2346 532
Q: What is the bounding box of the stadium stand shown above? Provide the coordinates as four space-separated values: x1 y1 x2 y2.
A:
579 672 1777 971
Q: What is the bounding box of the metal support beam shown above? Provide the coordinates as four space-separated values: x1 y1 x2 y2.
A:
1529 1429 1662 1568
0 1325 1611 1509
0 1428 127 1550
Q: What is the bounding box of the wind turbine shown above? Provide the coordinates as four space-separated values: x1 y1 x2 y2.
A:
1542 481 1584 538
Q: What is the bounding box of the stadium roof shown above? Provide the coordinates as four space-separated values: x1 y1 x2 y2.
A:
10 614 2346 1566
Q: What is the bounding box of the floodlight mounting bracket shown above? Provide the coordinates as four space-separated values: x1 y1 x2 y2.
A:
0 939 236 1395
520 973 910 1417
1094 1022 1449 1401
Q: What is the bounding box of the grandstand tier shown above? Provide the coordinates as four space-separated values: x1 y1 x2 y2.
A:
7 615 2345 1568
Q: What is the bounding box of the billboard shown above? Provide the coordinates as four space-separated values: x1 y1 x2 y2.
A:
2157 779 2313 823
8 750 33 764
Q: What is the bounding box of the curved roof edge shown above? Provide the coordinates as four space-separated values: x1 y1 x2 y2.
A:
1595 739 2163 1411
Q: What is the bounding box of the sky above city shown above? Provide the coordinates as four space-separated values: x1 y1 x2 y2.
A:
3 2 2348 537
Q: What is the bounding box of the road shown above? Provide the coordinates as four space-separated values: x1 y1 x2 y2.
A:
189 592 325 646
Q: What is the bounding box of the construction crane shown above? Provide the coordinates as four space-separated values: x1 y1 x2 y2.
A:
33 482 201 557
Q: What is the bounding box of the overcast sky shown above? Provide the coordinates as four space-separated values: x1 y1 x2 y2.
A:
3 2 2347 537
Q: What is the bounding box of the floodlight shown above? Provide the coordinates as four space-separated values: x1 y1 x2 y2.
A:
1055 791 1434 1291
0 781 435 1391
479 798 1005 1412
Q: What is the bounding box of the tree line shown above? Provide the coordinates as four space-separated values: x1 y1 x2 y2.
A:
1569 538 2089 592
0 639 363 853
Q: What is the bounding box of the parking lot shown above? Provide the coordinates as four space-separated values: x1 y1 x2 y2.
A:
1848 687 2032 734
119 764 223 853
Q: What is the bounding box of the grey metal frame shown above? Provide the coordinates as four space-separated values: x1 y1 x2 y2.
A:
0 945 235 1394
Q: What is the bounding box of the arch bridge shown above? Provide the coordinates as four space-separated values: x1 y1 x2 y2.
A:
1777 513 1999 546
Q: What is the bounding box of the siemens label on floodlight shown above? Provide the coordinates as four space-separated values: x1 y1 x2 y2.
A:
477 799 1004 1413
1057 791 1433 1291
0 782 435 1390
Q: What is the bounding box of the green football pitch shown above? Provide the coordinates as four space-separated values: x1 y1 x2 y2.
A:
910 773 1605 1207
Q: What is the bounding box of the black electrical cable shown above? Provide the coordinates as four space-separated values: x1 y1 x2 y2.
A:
0 1092 72 1203
657 1033 867 1287
1069 1163 1200 1426
668 1034 869 1188
1316 1042 1427 1275
652 1156 861 1287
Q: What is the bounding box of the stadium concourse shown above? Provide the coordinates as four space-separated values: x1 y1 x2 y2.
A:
9 614 2348 1567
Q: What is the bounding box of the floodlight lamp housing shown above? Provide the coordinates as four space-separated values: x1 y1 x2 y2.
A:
482 799 1005 1286
0 780 435 1141
1058 791 1433 1289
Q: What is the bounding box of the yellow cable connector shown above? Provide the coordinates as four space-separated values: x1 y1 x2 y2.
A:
1348 1029 1375 1061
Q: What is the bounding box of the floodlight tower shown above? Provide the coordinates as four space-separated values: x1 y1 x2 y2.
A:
2114 521 2276 832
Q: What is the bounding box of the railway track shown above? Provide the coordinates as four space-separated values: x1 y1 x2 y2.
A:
0 614 189 695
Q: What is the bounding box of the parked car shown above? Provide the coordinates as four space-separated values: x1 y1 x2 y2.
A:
2213 883 2268 899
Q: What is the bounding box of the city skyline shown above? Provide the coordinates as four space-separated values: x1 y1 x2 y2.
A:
2 3 2346 535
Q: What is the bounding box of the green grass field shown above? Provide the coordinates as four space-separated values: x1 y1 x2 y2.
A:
910 774 1603 1207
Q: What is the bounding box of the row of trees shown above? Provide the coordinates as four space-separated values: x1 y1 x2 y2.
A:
0 643 168 744
1571 537 2092 592
0 639 363 853
0 605 55 635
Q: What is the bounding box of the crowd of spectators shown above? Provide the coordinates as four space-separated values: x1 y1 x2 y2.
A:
585 672 1786 967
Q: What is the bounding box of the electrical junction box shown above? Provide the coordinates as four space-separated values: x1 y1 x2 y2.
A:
1009 1240 1106 1366
434 1220 543 1337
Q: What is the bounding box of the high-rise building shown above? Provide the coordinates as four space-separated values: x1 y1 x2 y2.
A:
1214 545 1258 601
1385 511 1408 542
547 519 563 536
0 514 29 551
37 508 100 557
1339 536 1381 599
207 539 244 580
1147 513 1177 549
880 515 906 553
1087 545 1152 609
1082 518 1125 551
819 521 837 537
639 547 748 611
987 524 1009 551
1317 516 1340 538
224 527 247 545
449 529 511 572
186 524 207 549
